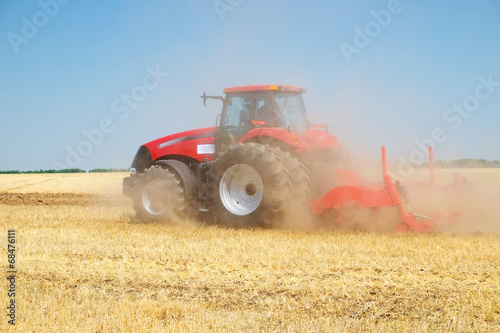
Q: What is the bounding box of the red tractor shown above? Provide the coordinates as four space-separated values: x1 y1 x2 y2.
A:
123 84 456 231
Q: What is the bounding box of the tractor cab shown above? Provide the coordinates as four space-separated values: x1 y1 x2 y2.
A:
202 85 309 152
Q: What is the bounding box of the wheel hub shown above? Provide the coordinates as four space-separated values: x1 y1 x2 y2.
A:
219 164 264 216
142 181 171 215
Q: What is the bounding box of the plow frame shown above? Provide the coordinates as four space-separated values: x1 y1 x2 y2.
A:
309 146 452 232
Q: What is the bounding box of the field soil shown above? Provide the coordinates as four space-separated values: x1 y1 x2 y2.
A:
1 170 499 332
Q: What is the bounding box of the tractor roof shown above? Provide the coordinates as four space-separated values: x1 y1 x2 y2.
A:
224 85 304 94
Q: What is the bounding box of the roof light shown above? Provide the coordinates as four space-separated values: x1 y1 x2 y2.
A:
311 124 330 132
251 120 266 126
223 85 305 93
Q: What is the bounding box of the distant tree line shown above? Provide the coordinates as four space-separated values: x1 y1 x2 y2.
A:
420 159 500 168
0 168 129 174
88 168 129 173
1 160 499 174
0 168 86 174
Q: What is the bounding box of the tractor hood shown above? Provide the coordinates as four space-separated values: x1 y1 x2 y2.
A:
144 127 216 162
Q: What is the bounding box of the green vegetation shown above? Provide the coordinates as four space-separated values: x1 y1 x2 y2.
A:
1 159 499 174
0 168 86 174
89 168 129 173
413 159 500 169
0 168 128 174
434 159 500 168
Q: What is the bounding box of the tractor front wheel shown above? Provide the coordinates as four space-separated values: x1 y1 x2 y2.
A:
132 165 186 221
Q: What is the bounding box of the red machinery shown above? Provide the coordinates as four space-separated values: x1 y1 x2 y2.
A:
123 85 459 231
309 147 459 232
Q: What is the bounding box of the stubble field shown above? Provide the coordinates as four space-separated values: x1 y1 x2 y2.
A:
1 170 499 332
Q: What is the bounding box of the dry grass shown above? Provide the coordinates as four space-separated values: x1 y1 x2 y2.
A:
1 171 499 332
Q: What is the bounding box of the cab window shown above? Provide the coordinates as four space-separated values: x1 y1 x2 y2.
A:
220 93 255 149
223 95 256 127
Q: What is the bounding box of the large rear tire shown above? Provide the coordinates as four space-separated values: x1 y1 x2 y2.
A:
132 165 186 221
271 147 312 200
206 143 296 228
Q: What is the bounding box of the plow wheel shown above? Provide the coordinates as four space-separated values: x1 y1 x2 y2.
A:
132 165 186 221
207 143 307 228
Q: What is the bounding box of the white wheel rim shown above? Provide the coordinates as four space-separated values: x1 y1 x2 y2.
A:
142 181 171 215
219 164 264 216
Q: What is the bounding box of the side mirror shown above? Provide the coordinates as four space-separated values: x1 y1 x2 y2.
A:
201 92 207 106
200 92 225 106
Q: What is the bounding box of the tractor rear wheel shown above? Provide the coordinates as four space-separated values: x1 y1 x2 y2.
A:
270 147 312 200
132 165 186 221
206 143 296 228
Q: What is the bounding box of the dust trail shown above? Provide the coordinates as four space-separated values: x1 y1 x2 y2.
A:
386 168 500 234
277 166 500 234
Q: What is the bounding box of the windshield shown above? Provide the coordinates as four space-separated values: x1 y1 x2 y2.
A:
220 91 309 134
274 92 308 133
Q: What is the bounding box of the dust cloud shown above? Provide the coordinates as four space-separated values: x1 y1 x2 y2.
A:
277 155 500 234
407 169 500 234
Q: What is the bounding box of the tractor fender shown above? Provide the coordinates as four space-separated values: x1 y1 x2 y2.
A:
155 159 196 199
239 128 310 150
240 128 341 151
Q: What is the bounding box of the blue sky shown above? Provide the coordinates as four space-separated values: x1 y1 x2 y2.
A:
1 0 499 171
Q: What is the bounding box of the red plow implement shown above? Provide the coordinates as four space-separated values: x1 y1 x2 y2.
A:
309 147 459 232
